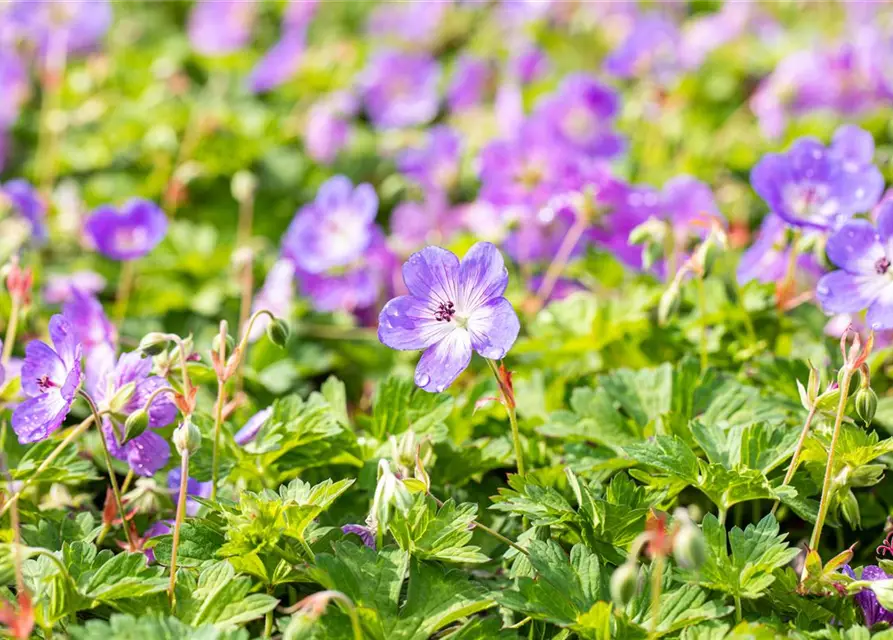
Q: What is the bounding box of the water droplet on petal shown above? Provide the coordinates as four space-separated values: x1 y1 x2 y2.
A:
872 321 881 330
816 284 829 296
416 373 431 388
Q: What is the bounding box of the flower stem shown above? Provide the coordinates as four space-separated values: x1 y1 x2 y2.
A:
696 275 709 374
1 295 20 367
532 214 589 311
79 390 135 549
263 607 273 638
809 368 853 552
0 414 96 517
734 594 742 622
486 359 525 477
210 378 226 502
96 470 134 545
430 494 528 556
649 555 665 639
169 449 190 608
114 261 137 326
771 406 817 516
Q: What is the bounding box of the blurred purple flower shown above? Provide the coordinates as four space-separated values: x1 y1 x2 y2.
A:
248 26 307 93
43 271 106 305
534 73 623 158
97 352 176 477
2 179 48 244
305 92 358 164
62 289 117 394
528 275 584 302
841 565 893 628
680 2 753 68
378 242 520 393
85 198 168 261
0 340 4 389
188 0 256 57
494 81 525 139
143 520 171 564
366 1 447 45
342 523 376 549
168 467 212 516
512 45 549 85
605 13 683 85
12 315 82 444
361 50 441 129
816 203 893 330
248 259 295 343
390 196 462 255
7 0 111 58
447 55 492 112
0 51 28 129
396 126 462 194
284 0 319 30
589 180 660 270
751 125 883 232
234 406 273 445
504 203 583 265
282 175 379 274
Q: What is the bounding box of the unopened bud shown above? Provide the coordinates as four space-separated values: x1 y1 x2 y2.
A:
841 489 861 528
266 318 290 348
212 332 235 356
855 387 878 426
610 562 639 607
673 523 706 570
107 381 136 414
658 285 681 326
121 409 150 444
139 332 170 356
172 419 202 456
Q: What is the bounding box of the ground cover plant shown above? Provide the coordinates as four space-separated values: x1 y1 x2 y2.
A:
5 1 893 638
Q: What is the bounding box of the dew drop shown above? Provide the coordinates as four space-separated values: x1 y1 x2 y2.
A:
872 321 881 330
416 373 431 387
816 283 829 296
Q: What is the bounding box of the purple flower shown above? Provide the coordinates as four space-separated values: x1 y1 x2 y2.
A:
7 0 112 58
43 271 106 305
342 523 376 549
234 406 273 445
168 467 212 516
504 203 584 265
737 215 823 286
284 0 318 30
143 520 171 564
360 50 441 129
0 340 5 389
604 13 683 85
248 260 295 343
751 126 883 232
533 73 623 158
248 26 307 93
95 351 177 476
0 51 28 129
447 55 492 112
396 126 462 194
282 175 378 274
188 0 256 57
512 45 549 85
305 92 357 164
2 179 47 244
378 242 520 393
390 196 461 255
85 198 168 261
528 275 584 302
842 565 893 628
366 2 447 46
816 204 893 331
62 289 116 357
11 315 83 444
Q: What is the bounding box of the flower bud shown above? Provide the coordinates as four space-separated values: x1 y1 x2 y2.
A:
840 489 860 529
673 522 707 570
610 562 639 607
657 284 681 326
139 332 170 356
855 387 878 426
172 419 202 456
107 381 136 414
121 409 150 444
266 318 290 348
212 332 235 356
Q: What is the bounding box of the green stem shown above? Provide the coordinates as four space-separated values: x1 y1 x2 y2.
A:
263 605 273 638
649 555 665 639
734 594 742 623
0 414 96 517
114 261 137 326
809 368 853 551
771 406 817 516
533 214 589 311
1 296 20 366
486 359 525 477
696 275 709 374
210 378 225 502
718 508 727 526
431 494 528 556
97 470 134 545
169 449 190 608
80 391 135 549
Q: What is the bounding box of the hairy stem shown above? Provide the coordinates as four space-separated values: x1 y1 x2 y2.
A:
696 275 709 374
210 379 226 501
532 215 588 311
486 359 525 477
771 406 817 516
169 450 190 607
649 555 665 639
114 261 137 326
430 494 528 556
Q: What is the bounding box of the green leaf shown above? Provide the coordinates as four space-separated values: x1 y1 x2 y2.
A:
69 614 249 639
152 522 224 568
78 548 167 603
389 496 489 564
369 375 454 439
624 436 700 484
538 386 641 451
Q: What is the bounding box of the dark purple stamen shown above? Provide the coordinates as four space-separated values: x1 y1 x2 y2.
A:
434 301 456 322
876 257 890 275
36 375 57 392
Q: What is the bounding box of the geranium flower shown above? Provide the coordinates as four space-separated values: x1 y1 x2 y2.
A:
816 201 893 330
85 198 168 261
360 49 441 129
234 406 273 445
94 351 178 476
2 179 47 244
43 271 106 305
248 260 295 343
168 468 212 516
842 565 893 627
188 0 256 56
11 315 83 444
396 126 462 194
378 242 520 393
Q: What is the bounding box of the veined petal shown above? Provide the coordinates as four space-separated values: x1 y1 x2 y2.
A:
21 340 66 396
48 315 80 369
414 329 472 393
12 391 70 444
315 175 354 210
832 125 875 166
402 246 460 306
124 430 171 476
816 270 888 314
867 288 893 331
378 295 453 351
825 220 884 273
458 242 509 311
876 199 893 260
467 297 520 360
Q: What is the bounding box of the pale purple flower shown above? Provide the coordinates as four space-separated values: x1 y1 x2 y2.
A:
281 175 378 274
0 51 28 129
533 73 623 158
234 406 273 445
504 204 583 265
248 26 307 93
447 55 492 112
62 289 117 394
361 50 441 129
305 92 357 164
605 13 683 85
2 179 47 244
841 565 893 628
494 82 525 139
512 45 548 85
737 215 823 286
342 523 376 549
816 203 893 330
661 175 724 242
378 242 520 393
143 520 171 564
43 271 106 305
396 126 462 194
188 0 256 57
7 0 111 58
96 351 177 476
366 1 447 45
390 196 461 255
528 275 584 302
248 260 295 343
284 0 319 30
12 315 83 444
680 2 753 69
751 126 884 232
168 467 212 516
84 198 168 261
